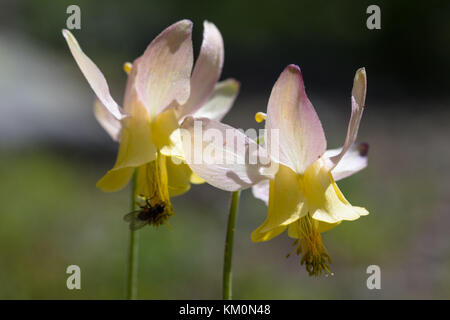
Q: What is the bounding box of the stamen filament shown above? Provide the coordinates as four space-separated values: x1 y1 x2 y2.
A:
290 214 333 276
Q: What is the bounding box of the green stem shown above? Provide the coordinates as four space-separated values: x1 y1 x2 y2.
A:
126 170 139 300
222 190 241 300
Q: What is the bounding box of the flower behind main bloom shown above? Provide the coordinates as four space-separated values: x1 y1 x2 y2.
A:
63 20 240 227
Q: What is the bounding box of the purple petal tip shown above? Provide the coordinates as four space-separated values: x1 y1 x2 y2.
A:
358 142 369 156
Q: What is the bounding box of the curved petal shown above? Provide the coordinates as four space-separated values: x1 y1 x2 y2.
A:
327 68 367 169
266 65 326 174
104 60 157 171
304 159 368 224
193 79 239 121
113 100 157 170
180 117 269 191
251 164 308 242
151 108 181 152
136 20 194 119
178 21 224 118
323 142 369 181
190 172 205 184
252 179 269 205
96 167 135 192
62 29 126 120
93 99 121 142
166 157 192 196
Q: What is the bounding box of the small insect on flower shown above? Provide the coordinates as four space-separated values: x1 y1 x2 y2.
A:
123 197 169 230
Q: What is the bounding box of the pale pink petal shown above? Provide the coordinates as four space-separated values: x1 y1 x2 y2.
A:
62 29 127 120
266 65 326 174
192 79 239 121
178 21 224 118
180 117 271 191
93 99 121 142
252 179 269 205
136 20 194 119
323 142 369 181
327 68 367 169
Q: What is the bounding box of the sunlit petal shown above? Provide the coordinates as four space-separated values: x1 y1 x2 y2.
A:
266 65 326 174
252 179 269 205
327 68 367 169
193 79 240 121
112 101 157 170
166 157 193 196
178 21 224 118
251 165 308 242
96 167 135 192
93 99 121 142
323 142 369 181
180 116 269 191
62 29 127 120
304 159 368 224
136 20 193 119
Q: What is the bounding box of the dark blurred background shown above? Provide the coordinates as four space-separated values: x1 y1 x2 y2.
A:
0 0 449 299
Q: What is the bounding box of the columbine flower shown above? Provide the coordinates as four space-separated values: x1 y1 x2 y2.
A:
180 64 369 276
63 20 239 227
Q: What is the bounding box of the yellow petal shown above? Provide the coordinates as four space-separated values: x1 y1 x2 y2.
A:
190 172 205 184
96 167 135 192
304 159 368 224
152 108 181 154
113 101 156 170
251 164 308 242
252 225 287 242
166 157 192 197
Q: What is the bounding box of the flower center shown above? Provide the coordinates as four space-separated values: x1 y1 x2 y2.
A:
287 214 333 276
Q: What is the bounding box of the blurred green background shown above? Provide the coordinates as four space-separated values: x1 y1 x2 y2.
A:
0 0 449 299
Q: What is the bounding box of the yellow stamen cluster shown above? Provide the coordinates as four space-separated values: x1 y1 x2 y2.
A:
288 214 333 276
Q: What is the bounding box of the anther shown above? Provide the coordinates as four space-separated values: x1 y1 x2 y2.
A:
123 62 132 74
255 112 267 123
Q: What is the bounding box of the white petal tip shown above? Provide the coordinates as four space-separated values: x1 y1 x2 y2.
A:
62 29 71 40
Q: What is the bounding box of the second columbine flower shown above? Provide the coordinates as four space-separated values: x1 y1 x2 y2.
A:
181 64 369 276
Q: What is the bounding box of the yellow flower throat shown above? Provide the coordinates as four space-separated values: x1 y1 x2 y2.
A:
136 152 174 226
